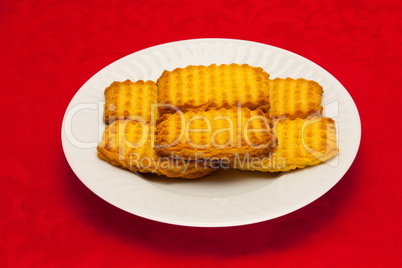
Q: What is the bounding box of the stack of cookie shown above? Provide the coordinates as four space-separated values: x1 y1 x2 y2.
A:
97 63 338 178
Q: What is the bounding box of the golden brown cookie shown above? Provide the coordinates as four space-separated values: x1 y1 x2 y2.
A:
155 107 276 159
97 120 217 178
156 63 270 114
268 78 323 119
230 117 339 172
103 80 159 124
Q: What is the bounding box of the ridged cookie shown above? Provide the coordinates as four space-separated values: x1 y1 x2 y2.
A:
268 78 323 119
103 80 159 124
156 63 270 114
230 117 338 172
97 120 217 178
155 107 276 159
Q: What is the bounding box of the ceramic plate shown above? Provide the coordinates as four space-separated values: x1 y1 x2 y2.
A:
61 38 361 227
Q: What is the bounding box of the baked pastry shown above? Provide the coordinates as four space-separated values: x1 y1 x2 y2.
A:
97 120 217 178
155 107 276 159
156 63 270 114
268 78 323 119
229 117 338 172
103 80 159 124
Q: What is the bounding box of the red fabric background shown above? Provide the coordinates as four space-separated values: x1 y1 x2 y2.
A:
1 0 401 267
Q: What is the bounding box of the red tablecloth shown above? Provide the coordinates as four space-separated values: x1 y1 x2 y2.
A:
1 0 401 267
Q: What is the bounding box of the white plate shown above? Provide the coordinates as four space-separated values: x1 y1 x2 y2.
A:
61 38 361 227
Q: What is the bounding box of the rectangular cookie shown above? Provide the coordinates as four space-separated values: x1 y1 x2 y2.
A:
103 80 159 124
268 78 323 119
155 107 276 159
97 120 217 179
229 117 339 172
156 63 270 114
